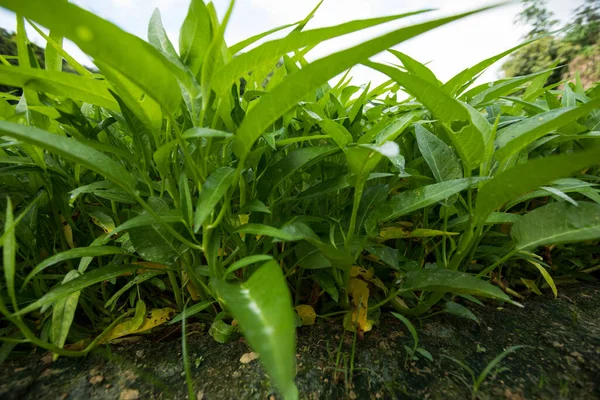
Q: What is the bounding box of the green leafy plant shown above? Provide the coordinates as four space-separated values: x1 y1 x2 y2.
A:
442 345 527 399
1 1 600 399
391 312 432 364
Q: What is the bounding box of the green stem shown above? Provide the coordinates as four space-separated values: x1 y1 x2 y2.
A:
168 270 183 310
345 179 365 249
476 249 518 278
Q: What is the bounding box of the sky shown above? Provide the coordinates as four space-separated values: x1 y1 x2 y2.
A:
0 0 584 87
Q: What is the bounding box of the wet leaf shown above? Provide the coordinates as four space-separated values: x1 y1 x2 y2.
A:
213 260 297 398
2 0 182 112
130 198 180 266
414 125 462 182
512 202 600 251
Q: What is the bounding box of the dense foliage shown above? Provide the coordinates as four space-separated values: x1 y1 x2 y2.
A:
0 1 599 398
503 0 600 86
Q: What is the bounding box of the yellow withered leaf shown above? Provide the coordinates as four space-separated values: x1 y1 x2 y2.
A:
60 215 75 249
236 214 250 239
409 229 459 238
102 299 146 343
103 300 175 343
379 226 457 240
133 307 176 333
217 248 228 256
520 278 543 295
181 270 200 301
295 304 316 326
88 210 116 234
345 278 373 332
238 214 249 226
350 266 387 294
379 226 409 239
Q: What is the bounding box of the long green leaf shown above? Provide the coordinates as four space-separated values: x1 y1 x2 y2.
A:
0 65 117 109
148 8 183 68
443 33 550 95
212 9 433 95
401 269 515 304
15 264 140 316
107 211 184 238
225 255 274 276
230 21 301 54
2 198 17 311
364 61 489 169
170 300 215 325
179 0 212 76
376 178 486 222
213 260 298 399
468 69 551 106
51 270 81 356
27 18 90 76
474 146 600 223
494 97 600 162
200 0 235 112
43 0 67 72
389 49 438 86
391 312 419 348
258 146 339 197
235 223 315 242
2 0 182 113
23 246 127 286
0 121 136 191
231 6 502 159
512 202 600 251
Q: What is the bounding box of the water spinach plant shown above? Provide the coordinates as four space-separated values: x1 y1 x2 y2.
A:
1 1 600 398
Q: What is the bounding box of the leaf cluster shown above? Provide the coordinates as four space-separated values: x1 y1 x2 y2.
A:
0 2 599 398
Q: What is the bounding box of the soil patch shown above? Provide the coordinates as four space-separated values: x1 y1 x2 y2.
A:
1 283 599 399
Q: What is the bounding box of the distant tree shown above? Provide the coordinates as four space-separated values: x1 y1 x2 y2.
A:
516 0 559 38
501 0 600 86
564 0 600 47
